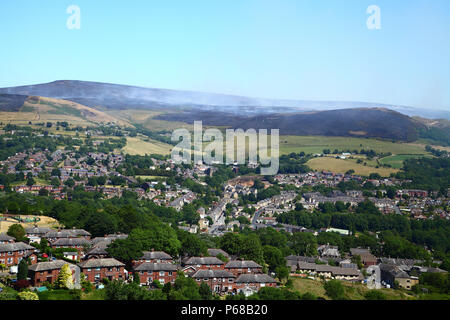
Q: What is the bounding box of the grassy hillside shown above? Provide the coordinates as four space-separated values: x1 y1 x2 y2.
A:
0 96 129 127
292 278 415 300
0 214 61 234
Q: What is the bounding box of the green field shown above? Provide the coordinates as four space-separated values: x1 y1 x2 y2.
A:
379 154 431 169
307 156 399 177
278 136 428 155
122 137 172 155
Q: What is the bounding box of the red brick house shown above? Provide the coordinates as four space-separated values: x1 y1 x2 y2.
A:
78 258 126 283
225 260 263 277
0 242 36 267
51 238 92 256
191 269 236 293
84 243 110 260
234 274 277 293
133 262 178 285
132 251 173 267
183 257 225 270
44 229 91 243
25 227 52 244
28 260 76 286
350 248 378 268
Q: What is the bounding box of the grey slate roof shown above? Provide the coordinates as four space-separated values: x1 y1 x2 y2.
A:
225 260 262 269
297 262 360 276
28 260 72 272
133 263 178 272
44 230 77 238
207 248 230 258
91 237 111 245
71 229 91 237
0 242 35 253
78 258 125 269
44 229 91 239
0 233 15 242
236 274 276 283
52 238 91 247
297 262 318 270
192 269 235 279
139 251 172 260
184 257 225 265
286 255 316 263
86 245 109 256
25 227 52 235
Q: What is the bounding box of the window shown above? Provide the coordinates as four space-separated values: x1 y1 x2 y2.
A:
159 271 165 276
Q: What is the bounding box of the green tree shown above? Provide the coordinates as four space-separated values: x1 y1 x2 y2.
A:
199 282 213 300
17 259 28 281
263 245 285 272
51 177 61 187
291 232 317 256
275 266 289 282
133 272 141 285
7 224 26 241
65 178 75 188
55 264 74 289
26 177 35 186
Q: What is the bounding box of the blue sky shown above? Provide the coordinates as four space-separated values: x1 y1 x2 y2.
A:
0 0 449 110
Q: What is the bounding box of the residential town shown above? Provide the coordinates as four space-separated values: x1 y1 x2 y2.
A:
0 127 449 300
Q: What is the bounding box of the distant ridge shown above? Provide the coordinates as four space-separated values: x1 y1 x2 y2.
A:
156 107 426 142
0 80 448 119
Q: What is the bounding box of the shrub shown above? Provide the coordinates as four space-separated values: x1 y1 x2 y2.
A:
324 280 346 300
14 279 30 291
365 290 387 300
18 291 39 300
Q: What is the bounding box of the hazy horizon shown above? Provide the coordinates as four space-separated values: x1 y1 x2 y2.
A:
0 0 449 111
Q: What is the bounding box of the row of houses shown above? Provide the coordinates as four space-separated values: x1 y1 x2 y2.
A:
3 230 277 296
25 250 276 296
